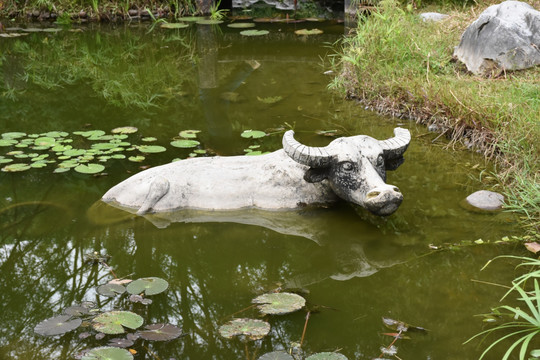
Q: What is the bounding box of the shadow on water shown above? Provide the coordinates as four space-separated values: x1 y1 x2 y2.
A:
0 20 525 360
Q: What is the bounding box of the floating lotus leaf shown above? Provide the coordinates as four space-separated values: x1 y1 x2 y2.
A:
252 292 306 315
258 351 295 360
179 16 204 22
219 318 270 340
0 158 13 164
111 154 126 159
227 22 255 28
2 132 26 139
179 130 200 139
42 131 68 138
34 314 82 336
74 163 105 174
107 338 135 348
128 156 145 162
97 283 126 297
7 150 23 155
137 323 183 341
126 277 168 296
92 143 117 150
30 161 48 168
241 130 266 139
34 137 56 147
54 167 71 173
74 130 106 138
111 126 138 134
196 19 224 25
42 28 62 32
137 145 167 153
160 22 190 29
170 139 200 148
246 151 262 156
0 139 18 147
0 32 28 37
2 163 31 172
64 306 91 317
81 346 133 360
15 143 28 148
294 28 323 35
64 149 86 157
92 311 144 335
240 29 269 36
142 137 157 142
194 149 207 154
14 153 28 158
305 353 348 360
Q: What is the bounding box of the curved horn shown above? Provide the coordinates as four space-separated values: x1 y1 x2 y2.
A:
379 127 411 159
282 130 333 168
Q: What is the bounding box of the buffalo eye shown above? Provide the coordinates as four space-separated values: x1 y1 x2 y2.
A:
341 162 354 172
376 154 384 167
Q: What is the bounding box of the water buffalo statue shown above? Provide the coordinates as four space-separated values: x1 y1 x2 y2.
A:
102 127 411 216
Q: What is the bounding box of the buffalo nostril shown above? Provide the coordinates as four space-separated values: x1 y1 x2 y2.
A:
366 191 380 200
393 187 401 193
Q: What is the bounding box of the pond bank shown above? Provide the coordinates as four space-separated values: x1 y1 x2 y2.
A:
332 0 539 234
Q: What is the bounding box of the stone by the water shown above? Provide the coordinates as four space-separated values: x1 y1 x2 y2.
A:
464 190 505 211
454 1 540 75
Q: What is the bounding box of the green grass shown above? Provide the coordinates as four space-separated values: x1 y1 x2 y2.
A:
331 0 540 232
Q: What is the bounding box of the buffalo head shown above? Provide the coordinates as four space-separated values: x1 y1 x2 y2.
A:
282 128 411 216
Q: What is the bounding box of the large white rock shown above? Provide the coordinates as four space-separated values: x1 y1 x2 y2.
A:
454 1 540 75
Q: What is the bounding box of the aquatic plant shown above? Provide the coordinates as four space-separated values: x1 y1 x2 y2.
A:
467 255 540 360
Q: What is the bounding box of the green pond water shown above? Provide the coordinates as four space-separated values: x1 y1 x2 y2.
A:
0 20 526 359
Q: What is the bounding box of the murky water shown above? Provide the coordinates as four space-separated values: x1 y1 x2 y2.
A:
0 20 525 359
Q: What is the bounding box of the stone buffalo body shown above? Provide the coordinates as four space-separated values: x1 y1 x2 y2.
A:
102 128 411 216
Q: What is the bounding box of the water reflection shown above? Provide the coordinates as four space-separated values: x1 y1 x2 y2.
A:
0 21 524 360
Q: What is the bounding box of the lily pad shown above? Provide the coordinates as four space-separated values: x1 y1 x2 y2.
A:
128 156 145 162
97 283 126 297
81 346 134 360
92 143 117 151
64 149 86 157
111 126 138 134
74 163 105 174
196 19 224 25
305 353 348 360
42 131 68 138
160 22 190 29
258 352 295 360
179 16 204 22
137 145 167 153
92 311 144 335
2 132 26 139
34 315 82 336
2 163 31 172
170 139 200 148
219 318 270 340
240 29 269 36
294 28 323 35
252 292 306 315
241 130 266 139
227 22 255 29
142 137 157 142
0 139 18 147
74 130 106 138
0 158 13 164
107 338 135 348
64 306 91 317
137 323 183 341
126 277 168 296
179 130 200 139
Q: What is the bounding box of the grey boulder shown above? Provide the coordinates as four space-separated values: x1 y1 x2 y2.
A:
454 1 540 75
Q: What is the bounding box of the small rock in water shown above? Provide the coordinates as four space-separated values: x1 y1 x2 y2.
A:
463 190 504 211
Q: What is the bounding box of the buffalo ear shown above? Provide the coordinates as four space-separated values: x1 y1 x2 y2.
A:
385 156 405 171
304 167 329 183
